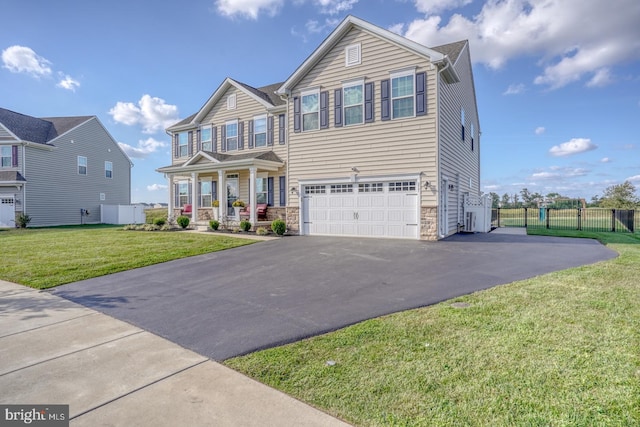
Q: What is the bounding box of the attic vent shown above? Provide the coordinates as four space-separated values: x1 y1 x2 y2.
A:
227 94 236 110
345 43 361 67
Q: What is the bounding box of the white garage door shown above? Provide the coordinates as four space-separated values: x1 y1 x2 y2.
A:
302 180 419 239
0 197 15 228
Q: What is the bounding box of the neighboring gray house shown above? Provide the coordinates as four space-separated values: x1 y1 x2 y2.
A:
159 15 481 240
0 108 132 227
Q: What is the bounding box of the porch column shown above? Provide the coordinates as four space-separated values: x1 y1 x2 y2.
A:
218 170 226 219
249 167 257 225
191 172 198 222
166 174 172 218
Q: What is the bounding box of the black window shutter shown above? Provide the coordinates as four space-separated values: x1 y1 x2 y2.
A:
212 126 217 152
267 177 274 206
174 134 179 158
416 72 427 116
248 120 254 149
188 131 193 156
196 129 201 151
279 176 286 206
221 126 227 152
364 82 374 123
334 89 343 127
197 179 201 207
267 116 274 146
278 114 286 144
320 91 329 129
381 79 390 121
461 125 465 142
12 145 18 167
293 97 301 133
238 121 244 150
212 181 217 202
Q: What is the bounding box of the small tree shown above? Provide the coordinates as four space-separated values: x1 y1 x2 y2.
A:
598 181 639 209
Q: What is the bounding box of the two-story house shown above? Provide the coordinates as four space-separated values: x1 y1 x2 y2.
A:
0 108 132 227
158 15 480 240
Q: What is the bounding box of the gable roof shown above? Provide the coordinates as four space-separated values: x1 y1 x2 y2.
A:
0 108 93 144
277 15 459 94
431 40 467 66
167 78 286 132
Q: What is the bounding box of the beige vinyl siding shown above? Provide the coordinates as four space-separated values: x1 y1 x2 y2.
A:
287 27 438 207
24 118 131 227
438 43 480 236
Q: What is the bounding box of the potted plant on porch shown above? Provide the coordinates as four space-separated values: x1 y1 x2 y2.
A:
212 199 220 220
231 199 245 221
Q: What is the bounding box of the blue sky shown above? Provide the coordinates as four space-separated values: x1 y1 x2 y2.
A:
2 0 639 203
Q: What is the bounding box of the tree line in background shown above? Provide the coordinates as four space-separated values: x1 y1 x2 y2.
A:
488 181 640 210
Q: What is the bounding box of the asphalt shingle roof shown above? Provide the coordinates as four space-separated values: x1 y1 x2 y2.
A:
430 40 467 64
0 108 92 144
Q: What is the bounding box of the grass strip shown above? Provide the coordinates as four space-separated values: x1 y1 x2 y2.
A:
226 231 640 426
1 225 254 289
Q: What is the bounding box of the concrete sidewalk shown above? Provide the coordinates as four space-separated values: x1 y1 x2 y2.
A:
0 280 351 426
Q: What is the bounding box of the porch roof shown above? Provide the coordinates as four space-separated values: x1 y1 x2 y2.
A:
156 150 284 174
0 170 27 184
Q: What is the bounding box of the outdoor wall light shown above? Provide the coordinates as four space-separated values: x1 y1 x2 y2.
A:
290 187 297 194
424 181 431 189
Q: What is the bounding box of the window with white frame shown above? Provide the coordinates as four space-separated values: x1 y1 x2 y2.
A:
304 185 326 194
256 173 268 204
201 125 212 151
226 120 238 151
78 156 87 175
391 70 415 119
330 184 353 193
254 115 267 147
200 180 212 208
301 89 319 131
343 80 364 126
0 146 11 168
178 181 189 207
461 108 465 141
389 181 416 192
105 161 113 178
471 122 475 151
178 132 189 157
359 183 383 193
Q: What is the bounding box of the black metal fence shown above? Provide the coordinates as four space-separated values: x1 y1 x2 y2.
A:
491 208 638 233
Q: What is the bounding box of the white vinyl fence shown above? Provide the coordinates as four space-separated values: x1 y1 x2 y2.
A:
100 204 146 225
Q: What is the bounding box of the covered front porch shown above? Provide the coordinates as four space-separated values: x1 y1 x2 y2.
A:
157 151 286 228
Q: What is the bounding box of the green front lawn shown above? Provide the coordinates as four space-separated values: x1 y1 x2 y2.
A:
226 230 640 426
0 225 254 289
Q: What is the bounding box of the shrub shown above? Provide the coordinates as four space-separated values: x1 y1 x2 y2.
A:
123 224 136 230
15 213 32 228
153 217 166 227
209 220 220 230
240 220 252 232
271 219 286 236
143 224 160 231
176 215 190 229
256 227 269 236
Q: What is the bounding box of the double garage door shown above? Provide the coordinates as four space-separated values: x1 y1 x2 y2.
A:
302 180 419 239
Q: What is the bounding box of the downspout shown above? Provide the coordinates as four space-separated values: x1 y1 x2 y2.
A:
21 142 26 215
435 57 450 238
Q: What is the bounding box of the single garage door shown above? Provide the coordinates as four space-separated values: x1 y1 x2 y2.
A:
302 180 419 239
0 197 15 228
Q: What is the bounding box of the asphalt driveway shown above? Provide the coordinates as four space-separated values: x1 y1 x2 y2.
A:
53 230 617 361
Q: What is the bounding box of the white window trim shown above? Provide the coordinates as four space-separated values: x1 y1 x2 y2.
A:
390 68 416 120
253 114 267 147
226 119 239 151
0 146 11 168
345 43 361 67
105 161 113 179
178 180 189 207
78 156 87 175
256 172 268 204
200 125 213 151
227 94 236 110
301 88 320 132
200 179 212 208
178 132 189 157
342 78 365 126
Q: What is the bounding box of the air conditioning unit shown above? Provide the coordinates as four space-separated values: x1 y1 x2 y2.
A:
465 211 476 232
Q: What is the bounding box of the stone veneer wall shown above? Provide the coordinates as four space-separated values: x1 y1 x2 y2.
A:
266 207 286 222
285 207 300 234
420 206 438 240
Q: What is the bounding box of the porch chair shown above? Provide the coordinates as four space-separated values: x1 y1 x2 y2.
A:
239 204 268 221
181 204 192 215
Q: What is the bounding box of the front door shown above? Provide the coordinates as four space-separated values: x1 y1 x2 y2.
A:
226 174 239 216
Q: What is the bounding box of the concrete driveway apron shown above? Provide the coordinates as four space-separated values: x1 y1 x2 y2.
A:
53 230 617 361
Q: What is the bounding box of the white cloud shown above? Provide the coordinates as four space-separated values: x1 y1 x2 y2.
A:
531 171 560 180
314 0 358 15
57 74 80 91
2 45 52 78
414 0 473 14
600 157 611 163
549 138 598 157
626 175 640 183
215 0 284 19
147 183 168 191
535 127 546 135
118 137 167 159
503 83 525 95
586 68 614 87
109 95 179 134
400 0 640 89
